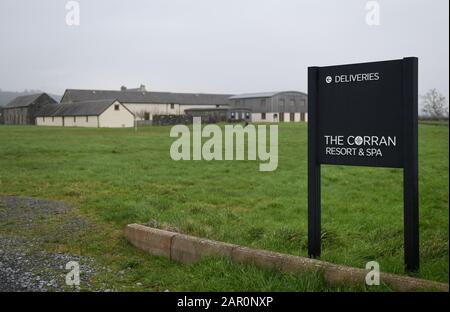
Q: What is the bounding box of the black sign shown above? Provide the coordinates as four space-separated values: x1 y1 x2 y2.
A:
308 58 419 271
317 60 404 168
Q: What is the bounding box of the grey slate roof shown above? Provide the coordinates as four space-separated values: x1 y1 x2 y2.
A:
5 93 46 108
61 89 232 106
229 91 307 100
36 104 61 116
36 99 120 117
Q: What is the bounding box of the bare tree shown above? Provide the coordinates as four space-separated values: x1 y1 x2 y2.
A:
421 88 448 120
135 110 147 120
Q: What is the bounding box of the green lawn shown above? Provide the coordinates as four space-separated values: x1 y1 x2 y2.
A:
0 123 448 291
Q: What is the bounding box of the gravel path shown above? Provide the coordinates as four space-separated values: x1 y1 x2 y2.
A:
0 196 109 292
0 235 97 291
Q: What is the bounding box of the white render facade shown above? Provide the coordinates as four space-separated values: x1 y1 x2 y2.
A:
249 112 308 123
98 102 135 127
36 100 135 128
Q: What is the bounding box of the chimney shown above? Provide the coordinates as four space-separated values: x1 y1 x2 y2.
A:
139 84 146 92
121 85 127 91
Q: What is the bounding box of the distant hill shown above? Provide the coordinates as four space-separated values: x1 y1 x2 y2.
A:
0 89 61 107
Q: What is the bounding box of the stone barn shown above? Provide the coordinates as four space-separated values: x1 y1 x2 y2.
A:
2 93 58 125
228 91 308 122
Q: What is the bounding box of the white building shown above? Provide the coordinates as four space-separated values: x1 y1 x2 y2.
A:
60 87 231 122
34 87 308 127
35 99 135 128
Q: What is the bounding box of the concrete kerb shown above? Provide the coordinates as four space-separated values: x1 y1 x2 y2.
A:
124 223 177 258
171 233 238 263
124 223 449 292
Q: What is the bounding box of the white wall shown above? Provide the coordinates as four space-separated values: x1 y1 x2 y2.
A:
123 103 179 120
251 112 278 122
179 105 218 114
63 115 99 127
36 116 63 126
251 112 307 123
37 101 134 128
99 101 134 128
36 116 44 126
251 113 264 122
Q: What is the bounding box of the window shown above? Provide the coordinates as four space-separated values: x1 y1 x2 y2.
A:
52 116 54 122
301 112 305 122
144 112 150 120
170 103 175 109
245 112 250 119
216 105 220 108
43 116 45 122
74 116 76 123
86 116 89 122
261 112 266 120
114 104 120 111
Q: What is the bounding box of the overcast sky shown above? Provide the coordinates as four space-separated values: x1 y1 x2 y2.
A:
0 0 448 99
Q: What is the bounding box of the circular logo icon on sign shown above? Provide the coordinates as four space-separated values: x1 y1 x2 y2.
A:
326 76 333 84
355 136 363 146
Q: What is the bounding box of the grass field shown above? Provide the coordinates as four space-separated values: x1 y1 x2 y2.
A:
0 123 448 291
